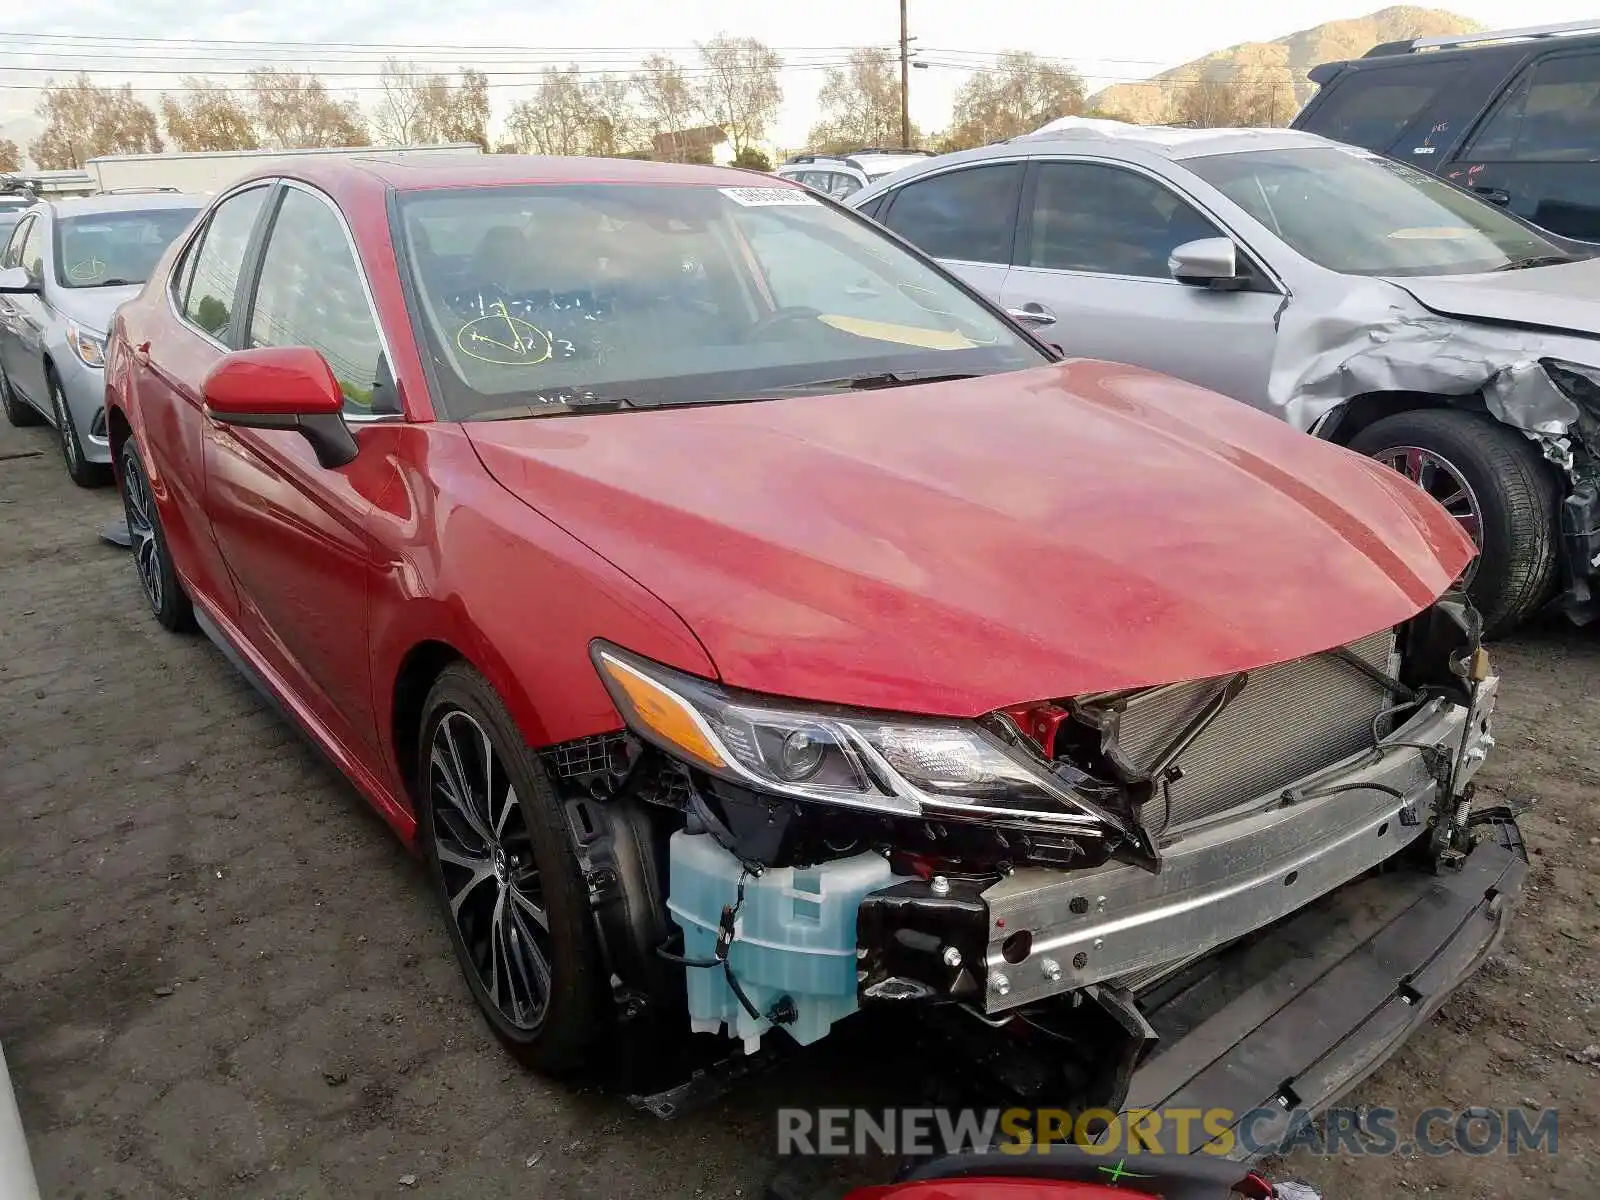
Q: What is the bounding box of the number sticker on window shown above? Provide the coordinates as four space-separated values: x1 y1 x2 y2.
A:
718 187 819 208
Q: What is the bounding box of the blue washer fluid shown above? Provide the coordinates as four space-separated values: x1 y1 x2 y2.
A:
666 830 895 1053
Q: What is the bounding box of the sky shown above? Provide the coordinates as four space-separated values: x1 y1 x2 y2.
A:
3 0 1600 155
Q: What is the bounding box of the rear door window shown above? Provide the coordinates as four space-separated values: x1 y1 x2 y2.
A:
1463 53 1600 160
879 163 1024 264
1306 61 1463 152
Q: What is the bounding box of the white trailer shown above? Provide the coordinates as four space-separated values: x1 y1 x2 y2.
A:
86 143 485 196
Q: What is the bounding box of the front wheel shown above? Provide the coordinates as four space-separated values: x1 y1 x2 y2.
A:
0 362 40 427
1351 409 1559 637
50 371 110 488
417 664 607 1075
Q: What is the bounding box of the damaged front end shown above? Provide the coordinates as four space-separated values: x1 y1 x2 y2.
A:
1277 284 1600 620
544 596 1517 1130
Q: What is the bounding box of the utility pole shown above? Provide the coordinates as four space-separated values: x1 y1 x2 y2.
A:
899 0 911 149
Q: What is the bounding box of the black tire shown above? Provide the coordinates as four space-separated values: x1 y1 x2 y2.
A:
1351 409 1559 637
417 663 607 1075
117 438 196 633
0 362 41 427
49 368 111 488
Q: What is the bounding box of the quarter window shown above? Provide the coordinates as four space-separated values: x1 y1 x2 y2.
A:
18 217 45 280
1464 54 1600 161
247 187 386 414
881 163 1024 264
3 216 33 270
1026 162 1222 278
183 186 269 340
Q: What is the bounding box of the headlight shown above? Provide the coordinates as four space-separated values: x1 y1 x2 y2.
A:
66 323 106 369
591 642 1115 833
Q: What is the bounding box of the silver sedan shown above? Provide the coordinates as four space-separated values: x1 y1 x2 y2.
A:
849 123 1600 636
0 192 202 486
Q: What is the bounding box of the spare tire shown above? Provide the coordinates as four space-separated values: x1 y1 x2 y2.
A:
1350 408 1559 637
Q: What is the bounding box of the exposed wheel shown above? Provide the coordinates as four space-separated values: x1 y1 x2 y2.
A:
418 664 606 1074
1351 409 1559 637
118 438 195 632
50 369 110 487
0 362 41 427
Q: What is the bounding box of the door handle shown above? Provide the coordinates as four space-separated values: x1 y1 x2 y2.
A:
1006 302 1057 327
1471 186 1511 207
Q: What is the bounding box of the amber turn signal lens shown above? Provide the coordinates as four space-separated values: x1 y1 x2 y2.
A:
597 652 728 770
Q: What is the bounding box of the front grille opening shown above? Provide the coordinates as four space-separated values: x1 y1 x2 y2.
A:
1091 630 1396 835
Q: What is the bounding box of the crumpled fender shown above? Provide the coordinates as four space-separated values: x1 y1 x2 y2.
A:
1267 281 1584 472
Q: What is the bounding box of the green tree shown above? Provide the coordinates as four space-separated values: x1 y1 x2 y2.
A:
807 48 916 152
945 52 1085 149
733 146 771 171
696 35 782 157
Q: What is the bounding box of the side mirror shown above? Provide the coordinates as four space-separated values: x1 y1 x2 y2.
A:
0 266 39 294
1169 238 1249 291
202 346 359 468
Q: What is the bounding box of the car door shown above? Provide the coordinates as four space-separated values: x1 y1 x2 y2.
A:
1444 50 1600 241
997 159 1282 405
876 161 1024 300
7 215 52 405
201 180 394 760
0 215 35 397
137 183 274 620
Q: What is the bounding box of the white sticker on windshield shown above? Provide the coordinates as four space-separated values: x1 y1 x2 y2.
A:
718 186 818 207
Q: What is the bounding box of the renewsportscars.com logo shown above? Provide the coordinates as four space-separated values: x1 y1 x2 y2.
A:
776 1106 1561 1159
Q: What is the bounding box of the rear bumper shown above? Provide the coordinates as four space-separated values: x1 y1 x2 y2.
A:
979 682 1497 1012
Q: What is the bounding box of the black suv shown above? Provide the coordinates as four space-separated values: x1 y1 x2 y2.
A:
1294 19 1600 241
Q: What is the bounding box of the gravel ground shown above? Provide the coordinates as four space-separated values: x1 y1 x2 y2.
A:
0 414 1595 1199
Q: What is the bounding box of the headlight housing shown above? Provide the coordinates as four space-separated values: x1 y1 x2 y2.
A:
66 322 107 369
591 642 1118 835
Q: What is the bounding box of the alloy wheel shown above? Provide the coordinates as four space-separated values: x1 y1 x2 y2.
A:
428 709 552 1030
1374 444 1484 587
52 381 80 474
120 450 164 615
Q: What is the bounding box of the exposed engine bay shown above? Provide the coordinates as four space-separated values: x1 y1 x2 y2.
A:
542 595 1503 1115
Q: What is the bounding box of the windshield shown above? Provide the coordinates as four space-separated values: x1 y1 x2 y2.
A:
1188 145 1567 277
54 207 200 288
395 182 1044 419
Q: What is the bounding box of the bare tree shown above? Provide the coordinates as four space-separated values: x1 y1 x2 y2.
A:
0 139 20 172
248 69 367 149
1173 76 1242 128
807 48 909 152
423 68 489 148
633 54 697 160
161 77 259 151
583 74 641 156
30 75 163 168
695 35 782 157
505 67 592 156
372 59 490 148
372 58 430 144
944 52 1085 149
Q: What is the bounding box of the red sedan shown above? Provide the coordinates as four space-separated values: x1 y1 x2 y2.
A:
105 154 1502 1117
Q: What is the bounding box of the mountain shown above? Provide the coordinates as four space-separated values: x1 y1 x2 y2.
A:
1088 6 1483 125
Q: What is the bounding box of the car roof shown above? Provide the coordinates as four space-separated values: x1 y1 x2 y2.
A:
49 192 209 216
264 153 772 193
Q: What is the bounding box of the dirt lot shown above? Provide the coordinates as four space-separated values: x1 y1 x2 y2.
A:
0 414 1595 1199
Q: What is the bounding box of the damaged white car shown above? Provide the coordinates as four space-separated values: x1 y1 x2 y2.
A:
849 124 1600 635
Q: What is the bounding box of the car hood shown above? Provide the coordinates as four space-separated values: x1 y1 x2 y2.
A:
1387 257 1600 339
49 284 142 334
465 362 1474 716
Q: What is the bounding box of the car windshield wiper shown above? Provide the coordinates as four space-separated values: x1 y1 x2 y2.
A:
766 371 982 394
83 278 141 287
476 394 638 420
1492 254 1581 272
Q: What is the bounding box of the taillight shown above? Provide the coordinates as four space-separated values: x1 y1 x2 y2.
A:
846 1180 1163 1200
